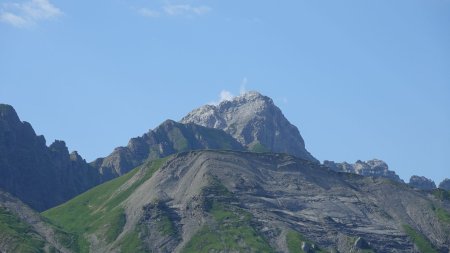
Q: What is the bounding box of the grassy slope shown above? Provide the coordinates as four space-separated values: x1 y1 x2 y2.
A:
403 225 438 253
0 207 46 253
182 201 274 253
43 158 168 253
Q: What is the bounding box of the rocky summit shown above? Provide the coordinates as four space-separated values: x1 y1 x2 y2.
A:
323 159 403 182
181 91 317 162
439 178 450 191
409 175 437 190
44 150 450 253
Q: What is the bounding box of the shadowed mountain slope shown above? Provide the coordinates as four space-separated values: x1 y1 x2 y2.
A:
0 104 101 211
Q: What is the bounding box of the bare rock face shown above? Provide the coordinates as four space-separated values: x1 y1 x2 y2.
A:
180 91 318 162
0 104 101 211
92 119 244 177
323 159 403 182
409 175 436 190
439 178 450 191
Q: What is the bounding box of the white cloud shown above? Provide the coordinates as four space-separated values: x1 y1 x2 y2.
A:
138 3 211 18
138 8 160 18
0 12 27 27
209 90 234 105
240 77 248 95
163 4 211 16
0 0 62 27
219 90 234 102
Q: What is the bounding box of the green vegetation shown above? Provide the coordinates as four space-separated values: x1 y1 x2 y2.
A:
286 230 327 253
0 207 45 253
432 188 450 201
250 142 270 153
119 230 145 253
403 225 438 253
169 128 190 151
182 201 273 253
433 206 450 224
43 158 168 253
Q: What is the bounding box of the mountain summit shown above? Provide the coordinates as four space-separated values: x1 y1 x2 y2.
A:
181 91 317 162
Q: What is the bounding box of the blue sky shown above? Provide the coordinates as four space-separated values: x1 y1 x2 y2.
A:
1 0 449 184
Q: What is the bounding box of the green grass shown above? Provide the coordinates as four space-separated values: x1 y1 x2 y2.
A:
286 230 328 253
432 188 450 201
119 230 145 253
435 207 450 224
43 158 168 252
250 142 270 153
403 224 438 253
0 207 45 253
182 201 274 253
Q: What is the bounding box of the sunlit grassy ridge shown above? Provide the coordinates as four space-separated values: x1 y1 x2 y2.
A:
43 158 168 252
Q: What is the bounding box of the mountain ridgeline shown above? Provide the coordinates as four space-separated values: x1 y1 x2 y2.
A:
0 104 101 211
0 92 449 253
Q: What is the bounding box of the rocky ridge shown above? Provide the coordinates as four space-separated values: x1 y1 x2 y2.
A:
0 104 101 211
409 175 437 190
439 178 450 191
92 119 244 178
323 159 403 182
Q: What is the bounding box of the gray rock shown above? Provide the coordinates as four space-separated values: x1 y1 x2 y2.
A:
354 237 370 249
180 91 318 162
439 178 450 191
323 159 403 182
409 175 436 190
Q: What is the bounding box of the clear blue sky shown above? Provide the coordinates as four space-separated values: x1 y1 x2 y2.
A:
1 0 449 184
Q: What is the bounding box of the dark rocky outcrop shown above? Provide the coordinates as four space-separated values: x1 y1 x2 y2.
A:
439 178 450 191
92 119 244 178
323 159 403 182
409 175 436 190
181 91 318 162
0 104 101 211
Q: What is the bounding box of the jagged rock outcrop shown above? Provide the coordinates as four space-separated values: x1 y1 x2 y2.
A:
92 119 244 177
45 151 450 253
0 104 101 211
409 175 436 190
323 159 403 182
0 190 76 253
439 178 450 191
180 91 317 162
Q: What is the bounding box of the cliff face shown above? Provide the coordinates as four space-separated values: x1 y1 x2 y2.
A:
0 104 101 211
181 91 317 162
